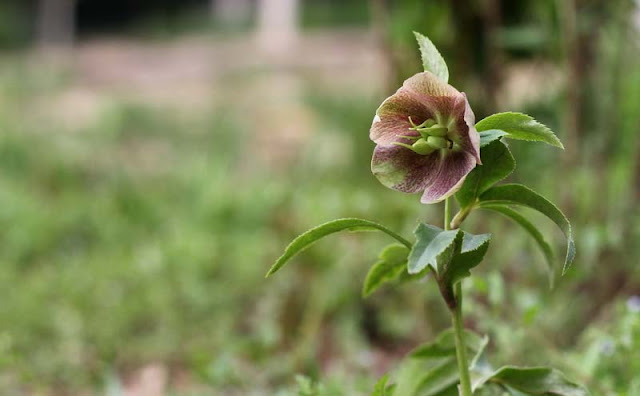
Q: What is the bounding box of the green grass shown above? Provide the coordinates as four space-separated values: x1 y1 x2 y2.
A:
0 51 638 395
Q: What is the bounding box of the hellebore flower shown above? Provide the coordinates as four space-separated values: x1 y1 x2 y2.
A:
370 71 481 204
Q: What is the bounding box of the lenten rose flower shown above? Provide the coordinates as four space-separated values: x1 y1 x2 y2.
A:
370 71 481 204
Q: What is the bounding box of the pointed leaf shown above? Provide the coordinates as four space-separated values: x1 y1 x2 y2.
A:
478 184 575 274
408 224 462 274
414 31 449 82
456 140 516 208
363 244 410 297
372 374 396 396
479 130 509 147
474 366 589 396
481 205 555 284
443 232 492 286
475 112 564 149
267 218 411 276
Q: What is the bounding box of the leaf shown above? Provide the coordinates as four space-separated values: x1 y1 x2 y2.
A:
475 112 564 149
408 224 462 275
414 31 449 82
473 383 510 396
394 358 458 396
362 244 410 297
478 184 575 274
410 328 485 359
372 374 396 396
474 366 589 396
295 375 320 396
456 140 516 208
394 328 488 396
479 130 509 147
266 218 411 277
442 232 492 286
481 205 555 285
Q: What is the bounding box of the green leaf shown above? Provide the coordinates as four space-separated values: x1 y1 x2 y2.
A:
408 224 462 275
479 130 509 147
474 366 589 396
414 31 449 82
456 140 516 208
443 232 492 286
410 328 486 359
473 383 510 396
394 328 488 396
363 244 410 297
267 218 411 277
481 205 555 285
295 375 320 396
394 358 458 396
475 112 564 149
372 374 396 396
478 184 575 274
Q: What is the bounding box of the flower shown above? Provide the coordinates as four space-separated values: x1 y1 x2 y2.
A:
370 71 481 204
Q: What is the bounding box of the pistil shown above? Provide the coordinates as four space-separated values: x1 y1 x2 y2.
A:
392 117 455 155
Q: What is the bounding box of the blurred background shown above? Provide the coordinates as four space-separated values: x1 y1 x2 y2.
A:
0 0 639 394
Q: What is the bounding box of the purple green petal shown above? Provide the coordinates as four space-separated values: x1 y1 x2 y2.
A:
420 151 476 204
370 90 432 145
371 145 442 193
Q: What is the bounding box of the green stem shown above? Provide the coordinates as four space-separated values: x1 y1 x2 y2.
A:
444 198 452 231
444 198 472 396
452 282 473 396
450 203 474 230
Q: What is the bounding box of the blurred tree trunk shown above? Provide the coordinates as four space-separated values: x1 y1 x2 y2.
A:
482 0 503 113
212 0 251 28
559 0 595 167
37 0 75 49
370 0 400 95
256 0 299 55
449 0 482 113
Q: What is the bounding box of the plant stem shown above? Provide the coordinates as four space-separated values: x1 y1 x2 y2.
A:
444 198 472 396
444 197 452 231
452 282 473 396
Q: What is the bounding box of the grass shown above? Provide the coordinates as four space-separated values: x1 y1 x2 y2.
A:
0 46 638 394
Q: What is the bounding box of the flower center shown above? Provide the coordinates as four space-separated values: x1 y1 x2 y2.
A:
391 117 457 155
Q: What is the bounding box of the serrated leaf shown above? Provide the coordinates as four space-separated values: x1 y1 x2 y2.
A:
443 232 492 286
456 140 516 208
481 205 555 285
414 31 449 82
479 130 509 147
478 184 575 274
474 366 589 396
363 244 410 297
267 218 411 276
475 112 564 149
408 224 462 275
